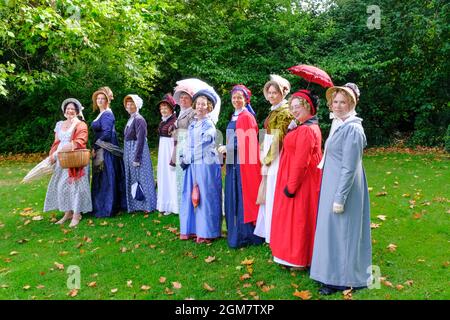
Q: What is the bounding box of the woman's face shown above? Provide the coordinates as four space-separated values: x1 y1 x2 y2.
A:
195 96 209 119
231 91 246 110
159 102 173 117
96 93 108 109
179 93 192 108
125 99 137 114
266 85 283 106
64 103 78 120
290 97 311 122
331 92 352 119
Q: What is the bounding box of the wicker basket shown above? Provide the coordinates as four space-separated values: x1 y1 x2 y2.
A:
57 149 90 168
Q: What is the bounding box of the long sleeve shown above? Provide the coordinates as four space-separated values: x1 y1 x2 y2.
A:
72 122 88 150
334 124 365 206
96 112 114 145
134 117 147 163
285 127 315 195
263 107 294 166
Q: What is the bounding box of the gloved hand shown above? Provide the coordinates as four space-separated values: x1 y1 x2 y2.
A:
180 161 189 171
132 161 140 167
217 145 227 154
333 202 344 214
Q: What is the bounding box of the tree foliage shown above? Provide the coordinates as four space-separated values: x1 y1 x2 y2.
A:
0 0 448 153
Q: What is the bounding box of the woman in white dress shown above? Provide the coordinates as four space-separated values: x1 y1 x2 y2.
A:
44 98 92 227
156 94 178 215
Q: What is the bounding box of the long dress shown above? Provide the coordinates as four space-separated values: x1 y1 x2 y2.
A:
157 113 178 214
224 109 264 248
44 121 92 214
91 109 127 217
310 116 372 288
123 113 157 213
173 108 196 209
179 117 222 240
270 116 322 267
254 101 294 243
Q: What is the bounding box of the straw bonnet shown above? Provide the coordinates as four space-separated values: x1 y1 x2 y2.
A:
263 74 291 100
92 86 114 110
325 84 358 107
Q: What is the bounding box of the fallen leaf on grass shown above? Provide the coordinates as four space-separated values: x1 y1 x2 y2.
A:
88 282 97 288
9 251 19 256
167 227 178 234
141 285 151 291
371 223 381 229
293 289 311 300
204 256 216 263
377 215 387 221
23 285 31 290
24 220 31 226
203 283 215 292
243 283 252 288
54 262 64 270
261 285 272 292
59 251 69 256
343 288 353 300
67 289 78 297
165 287 174 295
117 223 124 228
111 288 118 294
291 283 299 289
404 280 414 286
240 273 251 281
376 191 388 197
126 280 133 287
443 261 450 268
100 221 109 226
241 258 254 265
413 213 422 219
387 244 397 252
159 277 166 284
172 282 182 289
1 285 9 288
32 215 43 221
396 285 404 291
36 285 45 289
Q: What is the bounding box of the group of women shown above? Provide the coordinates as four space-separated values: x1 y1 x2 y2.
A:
43 76 371 295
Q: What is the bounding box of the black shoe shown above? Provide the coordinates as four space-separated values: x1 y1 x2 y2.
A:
318 286 338 295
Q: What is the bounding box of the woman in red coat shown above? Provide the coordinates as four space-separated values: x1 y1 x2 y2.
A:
270 89 322 268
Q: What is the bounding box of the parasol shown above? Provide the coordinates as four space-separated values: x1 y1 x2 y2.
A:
21 157 55 183
173 78 221 124
287 64 334 88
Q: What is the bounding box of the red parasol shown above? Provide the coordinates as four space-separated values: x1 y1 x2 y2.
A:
287 64 334 88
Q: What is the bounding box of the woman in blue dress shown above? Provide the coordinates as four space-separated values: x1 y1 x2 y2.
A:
218 85 264 248
310 83 372 295
123 94 157 213
91 86 127 217
179 89 222 243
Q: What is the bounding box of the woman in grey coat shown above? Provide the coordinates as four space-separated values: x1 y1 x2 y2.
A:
310 83 372 295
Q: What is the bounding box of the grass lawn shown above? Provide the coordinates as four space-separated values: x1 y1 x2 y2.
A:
0 150 449 300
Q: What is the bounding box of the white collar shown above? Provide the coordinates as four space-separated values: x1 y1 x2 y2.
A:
93 108 112 122
270 99 287 111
